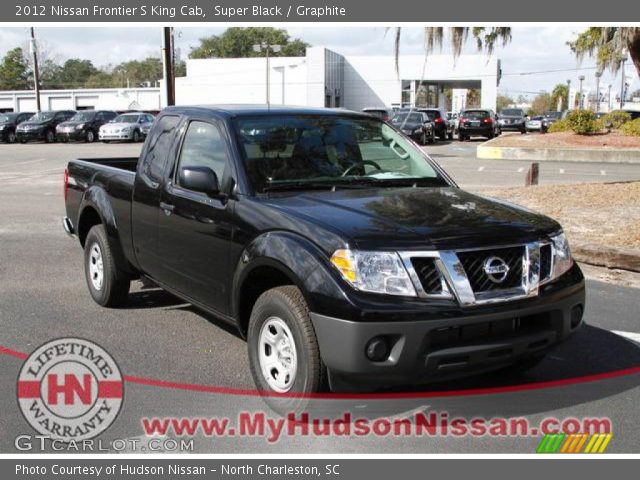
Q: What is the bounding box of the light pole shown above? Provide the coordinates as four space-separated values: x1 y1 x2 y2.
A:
566 79 571 110
594 72 602 113
29 27 41 112
253 43 281 106
607 84 612 112
620 54 628 109
578 75 585 109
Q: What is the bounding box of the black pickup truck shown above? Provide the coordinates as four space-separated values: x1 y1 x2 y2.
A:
64 105 585 395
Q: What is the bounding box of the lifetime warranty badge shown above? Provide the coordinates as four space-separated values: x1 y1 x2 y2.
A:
17 338 124 442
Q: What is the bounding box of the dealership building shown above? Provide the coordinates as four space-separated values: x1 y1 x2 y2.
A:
175 46 500 111
0 46 500 113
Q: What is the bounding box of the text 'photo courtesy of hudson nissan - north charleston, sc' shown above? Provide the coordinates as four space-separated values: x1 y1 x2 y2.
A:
63 105 585 405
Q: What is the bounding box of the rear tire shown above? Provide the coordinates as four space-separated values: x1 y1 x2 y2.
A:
7 131 16 143
132 130 141 143
86 130 96 143
44 129 55 143
248 286 327 410
84 225 130 308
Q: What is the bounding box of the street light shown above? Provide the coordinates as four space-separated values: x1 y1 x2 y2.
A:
578 75 585 109
594 72 602 113
253 43 282 106
566 79 571 110
620 54 628 109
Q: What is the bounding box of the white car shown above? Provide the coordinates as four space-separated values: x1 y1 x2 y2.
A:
99 112 155 143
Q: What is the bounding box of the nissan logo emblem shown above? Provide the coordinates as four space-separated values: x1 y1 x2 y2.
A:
483 256 510 283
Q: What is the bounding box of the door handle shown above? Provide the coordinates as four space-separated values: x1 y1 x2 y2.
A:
160 202 175 215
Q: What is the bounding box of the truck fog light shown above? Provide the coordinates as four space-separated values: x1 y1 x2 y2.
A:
366 337 390 362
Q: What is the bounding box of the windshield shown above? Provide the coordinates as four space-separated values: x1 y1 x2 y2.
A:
113 114 139 123
391 113 423 124
235 114 447 193
70 111 96 122
501 109 523 116
29 112 55 122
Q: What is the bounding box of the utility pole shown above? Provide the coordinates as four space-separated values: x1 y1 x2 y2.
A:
566 79 571 110
595 72 601 113
607 84 612 112
29 27 41 112
620 54 628 109
253 43 281 106
162 27 175 106
578 75 585 109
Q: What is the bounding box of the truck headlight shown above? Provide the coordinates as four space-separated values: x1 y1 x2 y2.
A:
551 232 573 279
330 249 416 296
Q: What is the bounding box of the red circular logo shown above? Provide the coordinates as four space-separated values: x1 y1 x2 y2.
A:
17 338 123 441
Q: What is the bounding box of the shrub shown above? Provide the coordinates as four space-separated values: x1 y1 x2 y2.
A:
565 109 599 135
621 118 640 137
548 119 570 133
602 110 632 129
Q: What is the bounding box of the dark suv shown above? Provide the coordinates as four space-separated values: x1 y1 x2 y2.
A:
390 111 435 144
416 108 454 140
56 110 118 143
458 109 501 140
16 110 76 143
499 108 527 133
0 112 34 143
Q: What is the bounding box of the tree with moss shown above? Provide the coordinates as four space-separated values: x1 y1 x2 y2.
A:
569 27 640 76
551 83 569 111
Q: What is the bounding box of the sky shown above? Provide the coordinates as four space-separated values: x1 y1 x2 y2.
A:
0 26 637 99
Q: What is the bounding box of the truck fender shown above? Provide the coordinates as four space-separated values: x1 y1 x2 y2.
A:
231 231 349 328
77 186 135 278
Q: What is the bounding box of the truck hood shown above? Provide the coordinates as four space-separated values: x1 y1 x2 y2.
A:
264 187 561 251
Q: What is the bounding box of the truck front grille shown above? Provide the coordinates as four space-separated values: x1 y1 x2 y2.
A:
457 246 524 293
410 257 443 295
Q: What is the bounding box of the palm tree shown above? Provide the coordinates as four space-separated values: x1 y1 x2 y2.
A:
392 27 512 74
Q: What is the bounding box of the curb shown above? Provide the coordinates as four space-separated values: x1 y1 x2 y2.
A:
573 244 640 273
477 140 640 164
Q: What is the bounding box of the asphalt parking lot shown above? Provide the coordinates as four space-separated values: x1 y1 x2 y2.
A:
1 139 639 453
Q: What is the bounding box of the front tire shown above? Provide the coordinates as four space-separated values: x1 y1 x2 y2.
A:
132 130 141 143
7 131 16 143
86 130 96 143
248 286 326 407
84 225 130 307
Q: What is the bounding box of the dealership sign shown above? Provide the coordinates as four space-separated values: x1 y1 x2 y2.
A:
17 338 123 442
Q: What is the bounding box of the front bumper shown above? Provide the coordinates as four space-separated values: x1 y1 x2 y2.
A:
56 129 86 141
16 130 45 142
99 131 133 141
310 268 585 390
499 121 526 131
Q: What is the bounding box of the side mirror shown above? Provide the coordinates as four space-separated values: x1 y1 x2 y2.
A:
179 166 220 196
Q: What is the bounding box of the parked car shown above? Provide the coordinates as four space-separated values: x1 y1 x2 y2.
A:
390 111 435 144
622 109 640 120
99 112 155 143
63 105 585 398
362 107 391 122
526 116 549 133
16 110 76 143
458 109 501 140
544 111 562 126
415 108 454 140
0 112 34 143
56 110 118 143
498 108 527 133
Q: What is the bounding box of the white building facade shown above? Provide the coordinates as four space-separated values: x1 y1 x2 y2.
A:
175 46 500 112
0 87 161 113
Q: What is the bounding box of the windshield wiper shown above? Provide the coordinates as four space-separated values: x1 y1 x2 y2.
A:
261 181 340 193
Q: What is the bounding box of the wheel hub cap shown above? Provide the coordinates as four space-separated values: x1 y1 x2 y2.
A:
258 317 297 392
88 244 104 291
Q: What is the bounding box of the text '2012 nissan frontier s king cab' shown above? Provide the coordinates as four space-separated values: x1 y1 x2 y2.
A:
63 105 585 397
